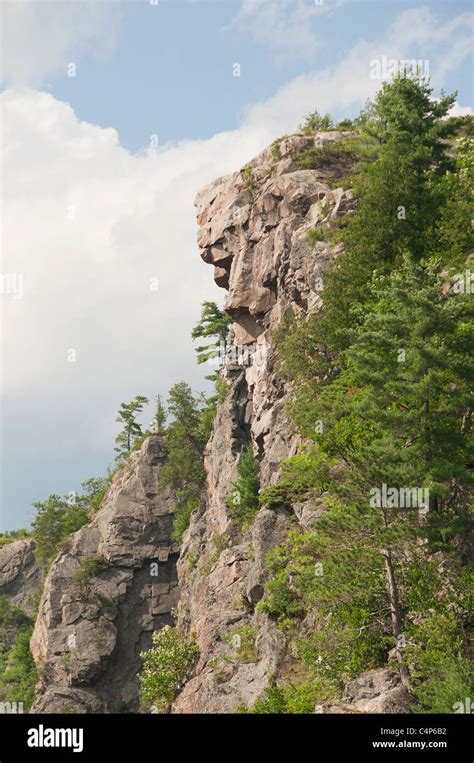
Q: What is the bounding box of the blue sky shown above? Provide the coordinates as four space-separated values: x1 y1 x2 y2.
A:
44 1 473 150
0 0 472 531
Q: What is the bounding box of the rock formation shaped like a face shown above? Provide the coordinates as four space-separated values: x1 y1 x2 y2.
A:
195 131 355 344
171 133 357 713
30 436 179 714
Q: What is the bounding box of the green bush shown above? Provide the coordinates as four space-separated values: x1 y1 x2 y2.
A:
306 228 326 245
239 681 320 714
406 613 473 714
73 555 109 592
223 625 259 663
31 476 111 569
139 625 199 712
159 383 208 543
0 597 38 710
298 110 334 134
0 529 31 549
294 142 355 171
227 445 260 528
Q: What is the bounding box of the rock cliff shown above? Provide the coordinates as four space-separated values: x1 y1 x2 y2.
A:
7 131 410 714
0 539 41 617
172 132 361 712
30 436 179 713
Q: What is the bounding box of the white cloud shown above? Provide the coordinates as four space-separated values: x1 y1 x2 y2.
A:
227 0 326 63
1 5 472 529
0 0 120 87
449 102 474 117
242 7 473 134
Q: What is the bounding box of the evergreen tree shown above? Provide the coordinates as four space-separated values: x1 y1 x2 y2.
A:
151 394 166 434
227 445 261 527
159 383 207 542
31 476 112 568
267 259 473 694
191 301 231 378
321 75 459 350
436 134 474 269
114 395 149 460
298 110 334 134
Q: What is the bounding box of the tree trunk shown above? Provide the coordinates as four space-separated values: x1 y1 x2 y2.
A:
384 548 412 691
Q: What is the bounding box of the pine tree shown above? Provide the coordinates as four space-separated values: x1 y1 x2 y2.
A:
114 395 149 461
151 394 166 434
159 383 207 542
191 301 231 378
321 74 459 350
268 259 473 692
227 445 261 527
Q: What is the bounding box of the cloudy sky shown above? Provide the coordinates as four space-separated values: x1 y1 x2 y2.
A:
0 0 472 531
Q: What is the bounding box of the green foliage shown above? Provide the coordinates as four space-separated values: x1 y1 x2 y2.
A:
436 136 474 269
264 76 472 710
242 165 256 194
223 625 259 663
191 301 231 373
151 394 166 434
227 445 261 528
187 552 198 572
317 76 459 351
73 555 109 593
306 227 325 245
238 681 320 714
0 597 38 710
259 446 334 510
0 529 31 549
139 625 199 712
159 383 208 543
80 475 112 516
114 395 149 461
270 136 288 160
336 118 354 131
294 141 355 172
406 612 472 714
31 476 111 569
298 110 334 134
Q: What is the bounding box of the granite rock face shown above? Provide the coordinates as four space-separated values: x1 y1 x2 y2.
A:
172 132 357 712
0 539 41 617
316 669 412 714
20 131 406 714
30 436 179 713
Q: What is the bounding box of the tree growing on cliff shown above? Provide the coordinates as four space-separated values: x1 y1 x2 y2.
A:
227 445 261 529
114 395 149 461
320 74 460 351
299 109 333 134
159 383 208 543
151 394 166 434
31 476 112 568
139 625 198 713
269 261 472 701
191 301 231 378
0 597 38 711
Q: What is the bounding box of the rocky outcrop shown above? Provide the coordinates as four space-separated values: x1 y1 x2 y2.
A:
173 132 357 712
316 669 412 714
20 130 404 714
0 539 41 617
30 436 179 713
